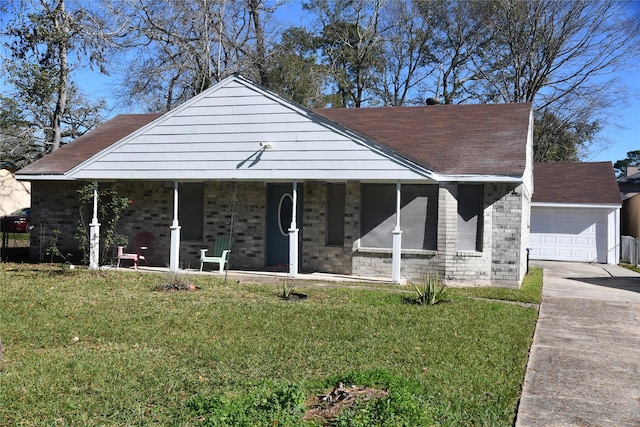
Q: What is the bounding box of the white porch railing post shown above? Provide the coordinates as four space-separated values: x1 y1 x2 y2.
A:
615 208 621 265
170 181 181 272
89 182 100 270
392 182 403 284
288 181 299 278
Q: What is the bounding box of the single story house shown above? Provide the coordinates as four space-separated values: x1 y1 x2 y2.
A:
17 74 534 286
529 162 621 264
618 167 640 238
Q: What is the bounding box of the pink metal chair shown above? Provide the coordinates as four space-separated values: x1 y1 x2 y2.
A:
117 231 153 269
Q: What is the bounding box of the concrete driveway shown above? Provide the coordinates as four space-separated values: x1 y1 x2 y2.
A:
516 261 640 426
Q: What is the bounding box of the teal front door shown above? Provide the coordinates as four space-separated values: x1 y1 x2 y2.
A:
266 183 302 270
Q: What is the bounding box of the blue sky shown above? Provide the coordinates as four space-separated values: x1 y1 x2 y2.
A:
586 56 640 164
585 1 640 164
3 0 639 167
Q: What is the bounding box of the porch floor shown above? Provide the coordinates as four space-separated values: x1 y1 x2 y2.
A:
106 265 397 285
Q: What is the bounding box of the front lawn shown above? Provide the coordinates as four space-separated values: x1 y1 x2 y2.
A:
0 264 540 426
621 263 640 274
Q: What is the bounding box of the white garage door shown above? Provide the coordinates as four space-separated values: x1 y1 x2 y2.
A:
530 207 607 263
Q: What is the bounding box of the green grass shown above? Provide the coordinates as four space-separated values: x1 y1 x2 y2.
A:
449 267 543 305
0 264 541 426
621 263 640 274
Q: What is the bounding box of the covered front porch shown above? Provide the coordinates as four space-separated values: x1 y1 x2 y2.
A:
85 179 418 284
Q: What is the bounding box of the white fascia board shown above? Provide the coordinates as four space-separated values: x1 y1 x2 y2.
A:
521 109 534 195
15 174 74 181
70 168 432 181
531 202 622 209
440 174 524 183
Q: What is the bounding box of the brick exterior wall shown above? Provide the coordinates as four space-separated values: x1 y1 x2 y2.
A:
200 181 265 270
30 181 84 262
488 183 527 286
31 181 178 265
301 182 358 275
351 182 528 286
30 180 528 286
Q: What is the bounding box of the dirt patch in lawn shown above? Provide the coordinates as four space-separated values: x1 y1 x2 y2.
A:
302 382 388 424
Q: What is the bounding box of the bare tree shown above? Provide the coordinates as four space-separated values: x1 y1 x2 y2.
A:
98 0 279 112
376 0 434 106
426 1 493 105
474 0 640 108
438 0 640 161
305 0 385 108
3 0 106 152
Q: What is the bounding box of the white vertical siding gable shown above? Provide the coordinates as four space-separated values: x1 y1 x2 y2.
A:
69 76 433 181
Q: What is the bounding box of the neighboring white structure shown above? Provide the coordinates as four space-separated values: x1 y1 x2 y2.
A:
0 165 30 216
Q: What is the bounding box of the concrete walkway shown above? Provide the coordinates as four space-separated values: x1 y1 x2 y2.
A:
516 261 640 426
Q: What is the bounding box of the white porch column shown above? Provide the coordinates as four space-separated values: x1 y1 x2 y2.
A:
89 182 100 270
615 208 621 265
288 181 299 278
608 208 621 265
169 181 181 272
392 182 403 284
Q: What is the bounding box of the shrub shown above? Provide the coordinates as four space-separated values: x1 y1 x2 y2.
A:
76 183 131 265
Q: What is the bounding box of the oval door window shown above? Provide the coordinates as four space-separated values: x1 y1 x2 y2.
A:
278 194 293 236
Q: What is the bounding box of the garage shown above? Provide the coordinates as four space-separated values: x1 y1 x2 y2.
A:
530 206 608 262
529 162 621 265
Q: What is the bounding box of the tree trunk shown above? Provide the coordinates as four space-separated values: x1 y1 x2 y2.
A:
51 0 69 152
248 0 269 87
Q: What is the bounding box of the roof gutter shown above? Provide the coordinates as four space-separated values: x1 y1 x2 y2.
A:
532 202 621 209
17 172 526 184
441 174 524 183
15 173 74 181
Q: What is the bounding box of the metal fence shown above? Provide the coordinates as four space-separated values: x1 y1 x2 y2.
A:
0 230 30 261
621 235 639 266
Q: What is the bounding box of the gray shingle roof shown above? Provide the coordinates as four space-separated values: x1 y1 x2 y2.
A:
315 103 531 176
18 103 532 178
618 171 640 200
532 162 621 205
17 114 161 176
